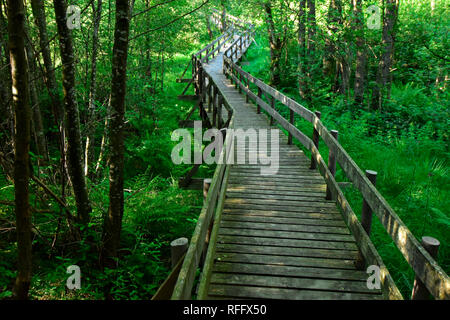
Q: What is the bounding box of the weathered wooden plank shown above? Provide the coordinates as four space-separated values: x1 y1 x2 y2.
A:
215 252 356 269
232 168 322 175
224 203 337 214
218 227 354 242
222 208 342 220
210 273 378 294
221 213 347 227
226 184 327 193
220 220 350 235
226 188 325 198
208 284 382 300
213 262 367 281
229 172 324 181
216 243 357 260
225 192 327 201
228 176 324 183
217 234 357 250
225 203 339 214
224 198 336 209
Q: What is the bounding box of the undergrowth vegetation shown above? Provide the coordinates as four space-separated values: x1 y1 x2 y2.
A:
0 13 214 299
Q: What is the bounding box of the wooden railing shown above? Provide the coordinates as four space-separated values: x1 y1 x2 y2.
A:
171 13 253 300
222 52 450 300
211 8 253 31
171 85 234 299
178 29 236 100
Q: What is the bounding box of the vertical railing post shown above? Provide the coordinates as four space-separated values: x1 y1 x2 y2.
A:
218 95 223 129
234 72 241 93
270 96 275 126
203 178 211 203
171 237 188 269
245 78 249 103
208 83 213 113
411 237 440 300
288 109 294 145
238 73 242 93
309 111 321 170
257 87 262 114
355 170 377 270
361 170 377 235
212 86 217 127
325 130 339 200
192 56 198 95
239 37 242 56
197 60 203 97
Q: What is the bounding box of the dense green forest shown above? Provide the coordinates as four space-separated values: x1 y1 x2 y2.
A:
0 0 448 300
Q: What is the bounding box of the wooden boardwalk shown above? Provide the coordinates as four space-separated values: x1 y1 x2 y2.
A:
167 13 448 301
198 45 384 300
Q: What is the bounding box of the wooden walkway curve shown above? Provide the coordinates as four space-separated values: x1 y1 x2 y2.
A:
163 10 449 301
196 37 382 301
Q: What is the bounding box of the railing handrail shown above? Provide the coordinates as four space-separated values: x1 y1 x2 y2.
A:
171 10 254 300
222 56 450 300
193 28 234 58
211 8 254 30
171 67 234 299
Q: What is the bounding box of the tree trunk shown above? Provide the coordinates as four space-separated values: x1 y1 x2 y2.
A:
95 99 110 179
263 1 282 87
323 0 342 78
0 3 12 143
220 3 227 32
101 0 130 269
298 0 307 99
26 40 49 166
30 0 64 133
8 0 32 300
206 13 213 40
85 0 103 180
31 0 68 197
53 0 92 224
371 0 399 110
353 0 367 105
305 0 316 94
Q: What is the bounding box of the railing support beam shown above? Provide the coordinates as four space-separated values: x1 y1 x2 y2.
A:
310 111 321 170
355 170 377 270
411 237 440 300
326 130 339 200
